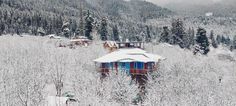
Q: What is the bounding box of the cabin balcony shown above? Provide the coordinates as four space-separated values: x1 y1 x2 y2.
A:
96 67 157 75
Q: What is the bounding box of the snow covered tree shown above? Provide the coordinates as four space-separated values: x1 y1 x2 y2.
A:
159 26 170 43
194 28 210 55
230 45 233 51
37 27 46 36
233 35 236 49
210 30 218 48
189 28 195 46
85 10 94 40
62 21 70 38
70 19 78 38
171 19 185 48
100 17 108 41
113 25 120 41
216 35 222 45
0 0 2 6
183 27 195 49
79 1 84 37
225 36 231 46
145 25 151 42
221 36 226 45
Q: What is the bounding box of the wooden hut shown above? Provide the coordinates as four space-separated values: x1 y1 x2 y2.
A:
94 48 164 85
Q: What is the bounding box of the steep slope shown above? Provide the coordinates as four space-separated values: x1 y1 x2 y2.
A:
0 0 172 37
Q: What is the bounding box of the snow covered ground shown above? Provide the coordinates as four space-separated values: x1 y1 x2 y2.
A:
0 35 235 106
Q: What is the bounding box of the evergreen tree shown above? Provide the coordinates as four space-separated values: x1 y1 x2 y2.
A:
190 28 195 46
233 35 236 49
210 30 218 48
159 26 170 43
85 10 94 40
79 1 84 37
70 19 78 38
221 36 226 44
216 35 222 45
100 17 108 41
194 28 210 55
113 25 120 41
171 19 185 48
0 0 3 6
183 27 194 49
145 25 151 42
230 45 233 51
225 36 231 46
62 21 70 38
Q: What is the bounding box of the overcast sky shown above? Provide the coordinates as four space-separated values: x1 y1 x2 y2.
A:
146 0 223 6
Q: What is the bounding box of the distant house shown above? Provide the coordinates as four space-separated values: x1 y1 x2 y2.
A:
103 41 145 53
103 41 119 52
70 36 91 46
94 48 164 85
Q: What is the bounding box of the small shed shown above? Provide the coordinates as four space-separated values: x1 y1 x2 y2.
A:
94 48 164 84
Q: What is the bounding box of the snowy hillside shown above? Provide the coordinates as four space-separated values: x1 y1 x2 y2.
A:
0 35 235 105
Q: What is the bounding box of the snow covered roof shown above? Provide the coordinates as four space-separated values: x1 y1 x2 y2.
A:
94 48 165 63
70 36 91 42
104 41 118 47
48 34 61 39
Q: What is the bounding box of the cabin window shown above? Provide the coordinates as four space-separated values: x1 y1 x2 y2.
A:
101 63 109 69
134 62 143 70
121 62 126 69
137 62 143 69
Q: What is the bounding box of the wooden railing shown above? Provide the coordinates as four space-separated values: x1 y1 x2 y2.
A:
96 68 157 75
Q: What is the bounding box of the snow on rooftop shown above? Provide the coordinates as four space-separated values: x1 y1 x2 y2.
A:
104 41 118 47
94 48 165 63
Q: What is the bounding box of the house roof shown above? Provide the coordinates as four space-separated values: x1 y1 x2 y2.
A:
94 48 165 63
104 41 118 47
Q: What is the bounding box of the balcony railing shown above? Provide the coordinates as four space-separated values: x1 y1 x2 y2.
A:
96 68 157 75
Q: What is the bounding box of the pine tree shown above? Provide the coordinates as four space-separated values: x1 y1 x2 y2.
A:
216 35 222 45
113 25 120 41
221 36 226 44
183 27 194 49
159 26 170 43
100 17 108 41
230 45 233 52
210 30 218 48
62 21 70 38
85 10 94 40
171 19 185 48
233 35 236 49
190 28 195 46
194 28 210 55
145 25 151 42
79 0 84 37
0 0 3 6
225 36 231 46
